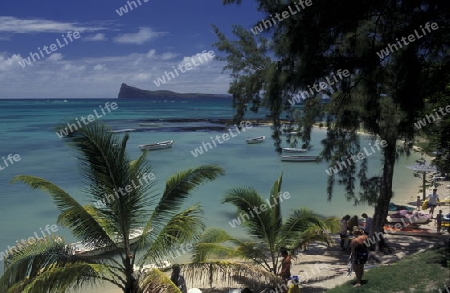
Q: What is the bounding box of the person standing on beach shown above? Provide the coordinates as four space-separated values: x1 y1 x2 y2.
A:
350 227 369 287
170 264 187 293
339 215 351 251
428 188 440 217
416 196 421 211
436 210 443 234
347 215 359 232
361 213 372 235
278 247 292 281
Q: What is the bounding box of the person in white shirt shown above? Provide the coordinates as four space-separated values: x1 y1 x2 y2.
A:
428 188 440 217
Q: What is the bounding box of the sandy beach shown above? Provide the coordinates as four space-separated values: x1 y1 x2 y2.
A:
73 163 450 293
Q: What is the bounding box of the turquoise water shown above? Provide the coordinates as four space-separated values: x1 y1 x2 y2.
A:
0 98 424 273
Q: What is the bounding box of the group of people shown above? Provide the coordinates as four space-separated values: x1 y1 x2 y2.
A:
339 214 372 287
417 188 447 233
339 213 372 251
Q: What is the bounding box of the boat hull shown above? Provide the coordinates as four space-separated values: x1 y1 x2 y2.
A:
280 155 321 162
139 140 173 150
246 136 265 144
386 210 432 225
72 229 144 256
282 148 307 153
139 123 163 127
383 225 438 237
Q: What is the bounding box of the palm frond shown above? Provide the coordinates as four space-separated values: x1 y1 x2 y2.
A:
281 212 339 250
18 263 113 293
10 176 112 247
143 165 224 238
191 228 242 262
62 121 155 230
182 261 279 290
138 205 205 266
223 187 275 244
269 173 283 228
280 208 326 236
138 268 181 293
0 236 116 292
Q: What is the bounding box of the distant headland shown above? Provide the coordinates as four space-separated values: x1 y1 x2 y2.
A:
117 83 231 99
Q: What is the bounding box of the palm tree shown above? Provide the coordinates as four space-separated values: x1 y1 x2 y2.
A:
0 120 224 293
191 174 339 277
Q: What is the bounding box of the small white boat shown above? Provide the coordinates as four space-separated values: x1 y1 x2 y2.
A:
139 122 163 127
386 210 432 225
280 155 321 162
282 148 308 153
72 228 144 256
245 136 265 144
139 140 173 151
134 260 171 273
111 128 136 133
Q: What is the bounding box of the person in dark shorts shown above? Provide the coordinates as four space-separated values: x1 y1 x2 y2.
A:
428 188 440 217
278 247 292 281
436 210 443 234
170 264 187 293
350 226 369 287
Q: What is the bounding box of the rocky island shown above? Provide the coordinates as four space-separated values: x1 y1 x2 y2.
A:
117 83 231 99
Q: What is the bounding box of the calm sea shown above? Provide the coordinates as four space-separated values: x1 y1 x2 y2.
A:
0 98 423 273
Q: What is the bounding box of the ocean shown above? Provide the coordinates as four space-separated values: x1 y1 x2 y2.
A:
0 98 425 276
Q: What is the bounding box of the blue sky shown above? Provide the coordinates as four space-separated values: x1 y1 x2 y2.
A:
0 0 265 98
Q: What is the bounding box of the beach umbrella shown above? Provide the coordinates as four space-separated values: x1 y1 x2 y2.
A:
406 160 438 200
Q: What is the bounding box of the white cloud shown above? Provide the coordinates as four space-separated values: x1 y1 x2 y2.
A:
0 16 105 34
94 64 105 70
0 53 22 71
161 52 178 60
113 27 164 45
146 49 156 58
63 64 86 72
178 50 215 69
84 33 107 41
0 50 229 98
48 53 63 62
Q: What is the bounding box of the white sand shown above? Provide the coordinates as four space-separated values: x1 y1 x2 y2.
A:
69 170 450 293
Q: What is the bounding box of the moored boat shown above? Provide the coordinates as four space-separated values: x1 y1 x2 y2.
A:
388 202 416 215
282 148 308 153
386 210 431 225
139 122 163 127
139 140 173 150
280 155 322 162
283 132 299 136
383 225 437 237
133 260 171 273
72 228 144 256
245 136 265 144
111 128 136 133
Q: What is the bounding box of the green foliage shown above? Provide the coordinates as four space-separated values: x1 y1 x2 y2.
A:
215 0 450 236
192 174 339 275
3 120 224 293
327 248 450 293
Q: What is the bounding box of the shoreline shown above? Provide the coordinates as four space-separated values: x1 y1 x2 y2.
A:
73 162 450 293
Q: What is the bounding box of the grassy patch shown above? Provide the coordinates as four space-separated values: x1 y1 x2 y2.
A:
327 246 450 293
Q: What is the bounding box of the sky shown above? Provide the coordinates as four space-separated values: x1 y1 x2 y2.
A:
0 0 265 98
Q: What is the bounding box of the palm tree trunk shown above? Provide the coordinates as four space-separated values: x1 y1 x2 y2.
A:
124 242 140 293
370 141 396 249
